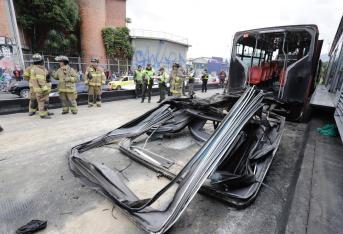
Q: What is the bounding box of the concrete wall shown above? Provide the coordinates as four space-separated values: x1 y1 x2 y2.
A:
131 37 188 71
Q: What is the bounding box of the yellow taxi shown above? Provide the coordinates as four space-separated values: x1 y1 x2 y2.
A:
108 76 135 90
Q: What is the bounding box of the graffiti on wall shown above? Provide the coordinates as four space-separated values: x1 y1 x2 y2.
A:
132 40 187 71
0 45 14 69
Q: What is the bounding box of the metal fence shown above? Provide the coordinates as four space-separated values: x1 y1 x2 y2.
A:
23 54 132 75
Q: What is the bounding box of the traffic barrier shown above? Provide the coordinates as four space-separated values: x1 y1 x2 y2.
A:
0 84 219 115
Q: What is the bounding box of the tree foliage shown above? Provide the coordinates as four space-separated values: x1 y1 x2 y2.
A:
14 0 79 54
102 27 134 59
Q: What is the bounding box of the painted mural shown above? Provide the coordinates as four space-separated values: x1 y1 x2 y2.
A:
0 45 15 69
132 39 188 71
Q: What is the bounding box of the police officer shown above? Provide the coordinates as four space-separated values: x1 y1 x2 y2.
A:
157 67 169 103
23 53 52 119
141 64 155 103
170 63 183 97
134 65 143 99
85 57 106 107
53 56 78 114
187 67 195 97
201 69 209 93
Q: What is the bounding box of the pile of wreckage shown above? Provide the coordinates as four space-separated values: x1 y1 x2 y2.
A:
69 87 285 233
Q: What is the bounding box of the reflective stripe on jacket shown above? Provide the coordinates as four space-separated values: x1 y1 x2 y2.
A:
24 65 49 93
143 69 155 85
134 70 144 83
85 66 106 86
53 65 78 93
158 72 168 83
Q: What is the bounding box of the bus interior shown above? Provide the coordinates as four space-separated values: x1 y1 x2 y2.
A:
229 25 322 119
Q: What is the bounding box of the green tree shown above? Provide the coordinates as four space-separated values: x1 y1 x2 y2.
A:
102 27 134 59
14 0 79 54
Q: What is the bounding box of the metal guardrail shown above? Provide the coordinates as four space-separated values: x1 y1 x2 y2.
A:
0 84 219 115
23 54 131 74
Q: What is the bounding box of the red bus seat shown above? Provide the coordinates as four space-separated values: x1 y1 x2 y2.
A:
248 66 263 85
261 63 271 81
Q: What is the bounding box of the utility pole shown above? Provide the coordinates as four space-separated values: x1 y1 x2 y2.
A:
8 0 24 68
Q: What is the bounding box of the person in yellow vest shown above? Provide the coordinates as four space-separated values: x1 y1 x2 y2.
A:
134 65 144 99
201 69 209 93
84 57 106 107
141 64 155 103
53 56 78 114
169 63 183 97
157 67 169 103
23 53 52 119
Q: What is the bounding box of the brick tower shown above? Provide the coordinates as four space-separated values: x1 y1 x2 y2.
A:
78 0 126 64
0 0 11 38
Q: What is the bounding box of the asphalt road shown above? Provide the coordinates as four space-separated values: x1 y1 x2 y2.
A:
0 89 341 234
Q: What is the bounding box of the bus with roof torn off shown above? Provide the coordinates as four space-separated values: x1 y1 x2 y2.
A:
226 25 323 120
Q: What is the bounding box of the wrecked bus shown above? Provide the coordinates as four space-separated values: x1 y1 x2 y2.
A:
227 25 323 120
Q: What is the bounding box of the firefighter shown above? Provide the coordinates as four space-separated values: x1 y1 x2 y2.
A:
23 53 52 119
170 63 183 97
85 57 106 107
201 69 209 93
157 67 169 103
23 67 38 116
187 67 195 97
53 56 78 114
134 65 143 99
141 64 155 103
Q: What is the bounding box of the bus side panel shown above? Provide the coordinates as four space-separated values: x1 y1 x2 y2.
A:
229 57 246 91
282 59 312 103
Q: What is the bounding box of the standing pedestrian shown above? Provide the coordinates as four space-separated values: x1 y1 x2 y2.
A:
13 66 23 81
53 56 78 114
23 53 52 119
85 57 106 107
201 69 209 93
157 67 169 103
219 70 226 88
187 67 195 97
133 65 143 99
141 64 155 103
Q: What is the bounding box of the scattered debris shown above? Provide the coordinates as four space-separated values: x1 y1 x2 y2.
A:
16 220 47 234
60 212 73 215
69 87 285 233
316 124 338 137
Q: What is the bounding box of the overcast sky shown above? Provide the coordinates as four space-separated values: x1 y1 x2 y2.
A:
127 0 343 59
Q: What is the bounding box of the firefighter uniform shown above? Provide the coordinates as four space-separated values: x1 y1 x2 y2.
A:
157 68 169 103
141 66 155 103
134 67 144 98
23 65 38 115
188 68 195 97
170 65 183 97
53 61 78 114
85 65 106 107
24 65 51 117
201 70 209 93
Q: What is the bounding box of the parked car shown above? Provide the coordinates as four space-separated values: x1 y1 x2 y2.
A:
8 79 58 99
9 79 107 98
108 76 135 90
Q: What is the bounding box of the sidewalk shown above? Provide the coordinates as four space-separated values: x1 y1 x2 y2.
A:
286 113 343 234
